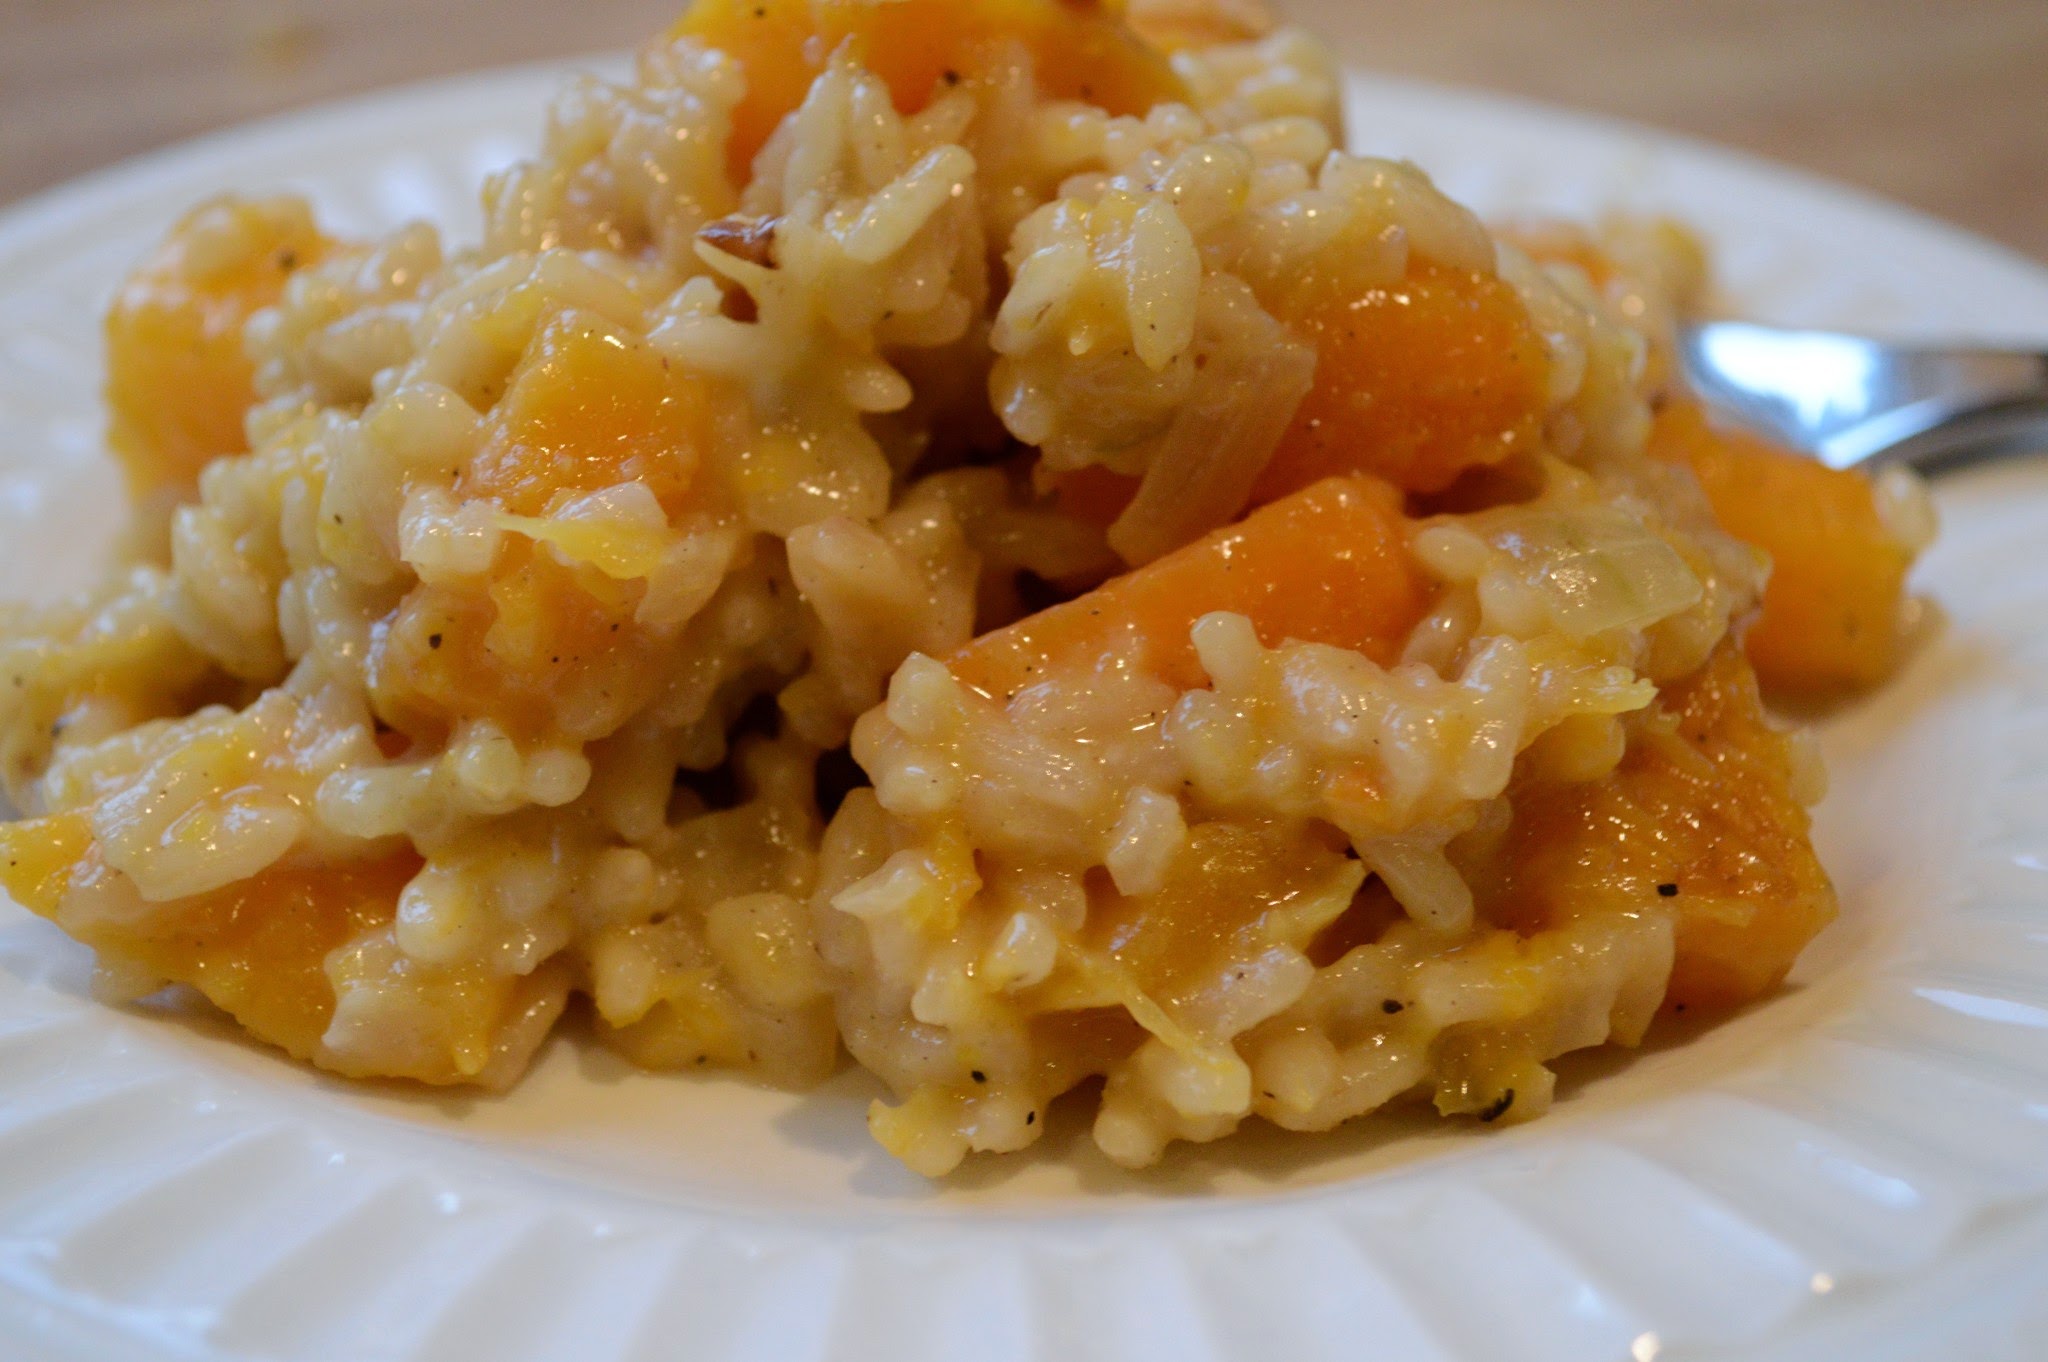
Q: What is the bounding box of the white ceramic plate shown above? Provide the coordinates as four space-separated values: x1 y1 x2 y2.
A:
4 53 2048 1362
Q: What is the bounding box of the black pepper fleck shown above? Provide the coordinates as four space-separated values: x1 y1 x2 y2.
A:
1381 999 1403 1014
1656 882 1679 898
1477 1089 1516 1123
428 634 442 649
971 1070 986 1083
1025 1111 1036 1125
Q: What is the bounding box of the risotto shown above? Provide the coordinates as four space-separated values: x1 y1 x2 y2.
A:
0 0 1933 1173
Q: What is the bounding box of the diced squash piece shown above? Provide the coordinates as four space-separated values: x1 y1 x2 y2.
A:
950 474 1429 698
375 312 717 743
1251 261 1553 500
1084 820 1354 1005
0 814 416 1063
0 810 94 913
105 196 331 500
373 535 664 745
1650 401 1915 693
672 0 1186 182
1043 262 1554 527
1471 645 1837 1011
466 311 713 517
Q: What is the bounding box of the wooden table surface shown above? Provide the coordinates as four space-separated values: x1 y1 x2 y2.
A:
3 0 2044 262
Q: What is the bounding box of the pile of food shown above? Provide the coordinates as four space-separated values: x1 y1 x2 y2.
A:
0 0 1932 1174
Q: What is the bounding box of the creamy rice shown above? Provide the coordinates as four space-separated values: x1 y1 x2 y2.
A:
0 0 1922 1173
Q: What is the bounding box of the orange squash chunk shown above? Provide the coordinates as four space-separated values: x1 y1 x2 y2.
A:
373 539 663 745
464 311 713 518
373 314 716 744
0 813 419 1064
1251 261 1553 501
105 197 331 500
1650 400 1914 694
1085 820 1352 1006
0 809 94 913
950 475 1429 699
672 0 1186 182
1472 645 1837 1011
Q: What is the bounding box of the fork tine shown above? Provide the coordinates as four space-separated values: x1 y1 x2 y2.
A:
1679 321 2048 473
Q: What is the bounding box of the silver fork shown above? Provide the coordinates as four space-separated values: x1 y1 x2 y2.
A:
1678 321 2048 473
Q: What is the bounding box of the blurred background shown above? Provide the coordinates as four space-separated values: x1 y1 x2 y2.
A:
3 0 2044 260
